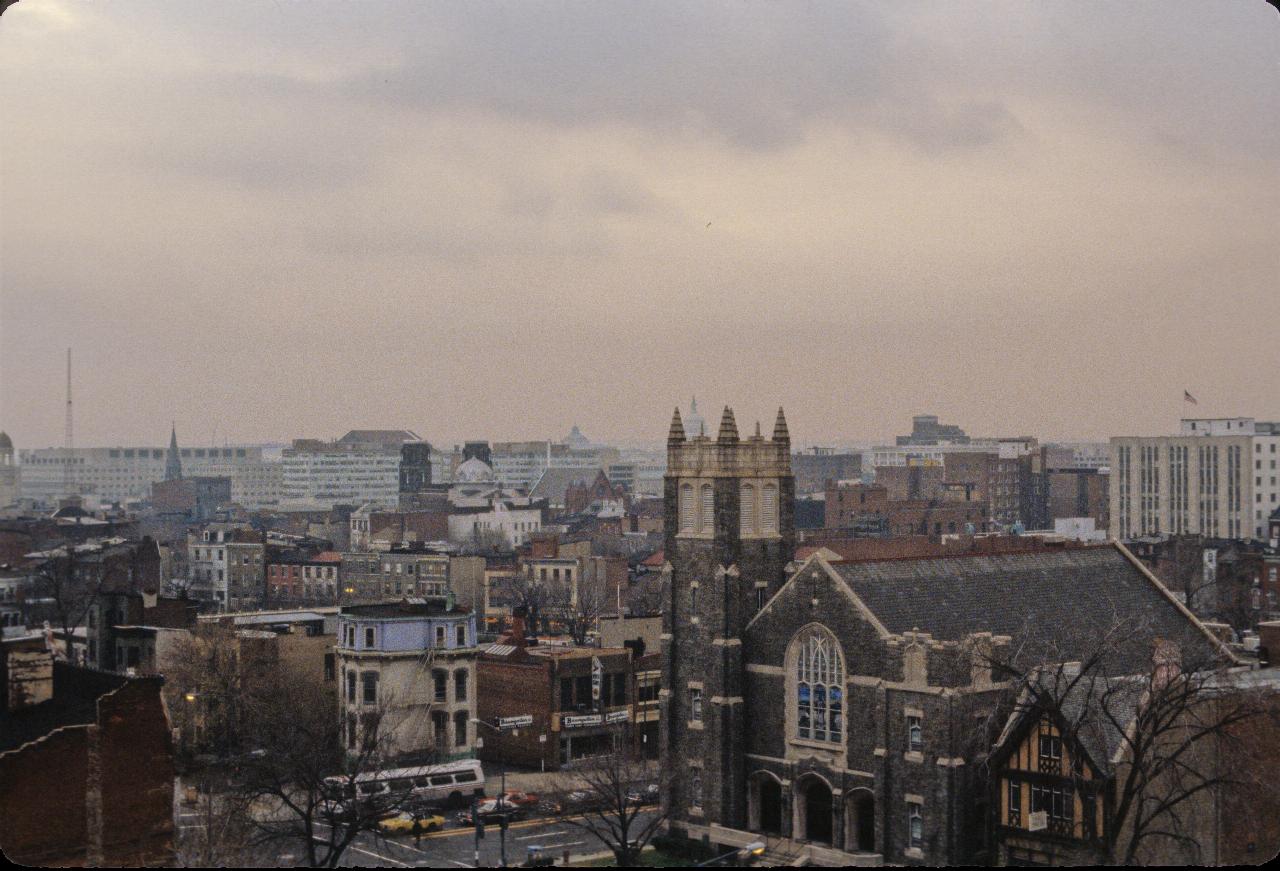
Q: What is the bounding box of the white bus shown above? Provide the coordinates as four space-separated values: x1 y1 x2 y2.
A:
323 759 486 811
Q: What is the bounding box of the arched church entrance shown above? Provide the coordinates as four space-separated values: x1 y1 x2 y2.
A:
846 789 875 852
753 773 783 835
796 775 834 845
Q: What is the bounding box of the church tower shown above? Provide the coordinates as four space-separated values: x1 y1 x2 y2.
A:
164 424 183 481
661 404 795 835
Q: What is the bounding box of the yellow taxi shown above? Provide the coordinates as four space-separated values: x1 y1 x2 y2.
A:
377 810 446 836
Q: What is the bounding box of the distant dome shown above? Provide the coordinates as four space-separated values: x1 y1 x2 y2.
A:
0 432 11 451
564 424 590 449
455 457 496 483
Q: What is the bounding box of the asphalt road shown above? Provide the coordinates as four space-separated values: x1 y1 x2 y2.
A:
299 811 657 868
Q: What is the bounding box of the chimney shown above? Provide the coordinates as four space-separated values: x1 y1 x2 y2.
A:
511 605 528 649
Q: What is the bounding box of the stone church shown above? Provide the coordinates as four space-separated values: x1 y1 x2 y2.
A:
658 406 1224 866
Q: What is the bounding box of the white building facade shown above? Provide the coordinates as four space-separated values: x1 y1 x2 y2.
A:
1110 418 1280 541
336 600 478 760
17 444 279 507
280 441 401 510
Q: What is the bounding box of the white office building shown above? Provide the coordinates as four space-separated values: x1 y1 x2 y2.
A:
1110 418 1280 541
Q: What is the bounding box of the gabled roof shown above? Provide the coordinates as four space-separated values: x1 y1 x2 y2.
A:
826 544 1226 674
529 467 591 506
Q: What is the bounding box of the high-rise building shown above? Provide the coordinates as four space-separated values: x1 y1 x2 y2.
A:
1110 418 1280 541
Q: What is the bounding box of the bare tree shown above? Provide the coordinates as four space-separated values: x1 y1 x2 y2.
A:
225 671 430 868
985 616 1263 866
551 743 667 866
543 574 607 645
29 545 119 663
625 572 666 617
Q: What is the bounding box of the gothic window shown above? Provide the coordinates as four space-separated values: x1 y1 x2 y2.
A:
699 484 714 532
908 803 923 848
740 482 756 534
791 626 844 744
761 483 778 532
680 484 695 531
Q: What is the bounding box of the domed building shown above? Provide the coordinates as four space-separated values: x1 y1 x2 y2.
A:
454 456 497 484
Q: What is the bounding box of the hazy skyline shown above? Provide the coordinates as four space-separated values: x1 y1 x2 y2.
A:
2 1 1277 449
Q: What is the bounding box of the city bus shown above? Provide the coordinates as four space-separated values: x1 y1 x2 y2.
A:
322 758 486 812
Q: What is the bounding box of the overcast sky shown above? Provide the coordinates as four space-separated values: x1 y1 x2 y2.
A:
1 1 1277 450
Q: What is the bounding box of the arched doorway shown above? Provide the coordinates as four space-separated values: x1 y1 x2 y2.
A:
749 772 784 835
797 776 834 845
846 789 875 852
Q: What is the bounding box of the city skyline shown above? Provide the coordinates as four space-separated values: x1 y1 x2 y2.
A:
3 2 1277 446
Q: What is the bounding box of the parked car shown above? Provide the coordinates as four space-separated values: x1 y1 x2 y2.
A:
378 811 446 836
625 784 660 806
458 799 526 825
500 789 540 808
550 790 608 816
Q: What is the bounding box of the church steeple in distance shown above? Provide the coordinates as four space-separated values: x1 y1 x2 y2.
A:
165 423 183 481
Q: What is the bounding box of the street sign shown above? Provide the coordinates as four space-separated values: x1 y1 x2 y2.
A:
606 709 630 724
563 714 603 728
500 714 534 729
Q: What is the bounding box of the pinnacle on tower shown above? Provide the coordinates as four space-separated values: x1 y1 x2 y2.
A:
668 406 686 444
717 406 739 443
772 407 790 444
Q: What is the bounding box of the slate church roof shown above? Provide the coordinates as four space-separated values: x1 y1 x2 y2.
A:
827 544 1228 674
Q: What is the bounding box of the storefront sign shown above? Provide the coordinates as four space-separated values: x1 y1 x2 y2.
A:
562 714 603 728
500 715 533 729
605 709 630 724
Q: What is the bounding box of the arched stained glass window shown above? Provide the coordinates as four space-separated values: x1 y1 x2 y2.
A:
791 626 844 744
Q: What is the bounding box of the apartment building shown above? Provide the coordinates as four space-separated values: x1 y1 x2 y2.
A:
280 434 410 510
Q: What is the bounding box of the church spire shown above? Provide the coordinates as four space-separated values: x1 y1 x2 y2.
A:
772 407 790 445
717 406 739 443
668 406 686 445
165 423 183 481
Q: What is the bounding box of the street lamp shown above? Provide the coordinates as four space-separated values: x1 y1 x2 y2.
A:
474 718 511 868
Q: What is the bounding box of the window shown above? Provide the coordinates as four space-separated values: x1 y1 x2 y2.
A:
740 483 756 534
456 624 466 646
761 484 778 531
792 626 844 743
1038 731 1062 773
908 804 923 849
364 626 375 648
361 672 378 705
436 626 446 646
907 716 923 753
756 586 767 612
1007 780 1022 827
455 670 468 702
699 484 714 532
1031 785 1073 831
561 677 574 710
434 670 447 702
690 771 703 809
680 484 695 531
324 653 335 682
346 671 356 702
690 687 703 721
454 711 469 747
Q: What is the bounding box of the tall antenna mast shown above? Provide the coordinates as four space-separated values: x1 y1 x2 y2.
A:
64 348 75 497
